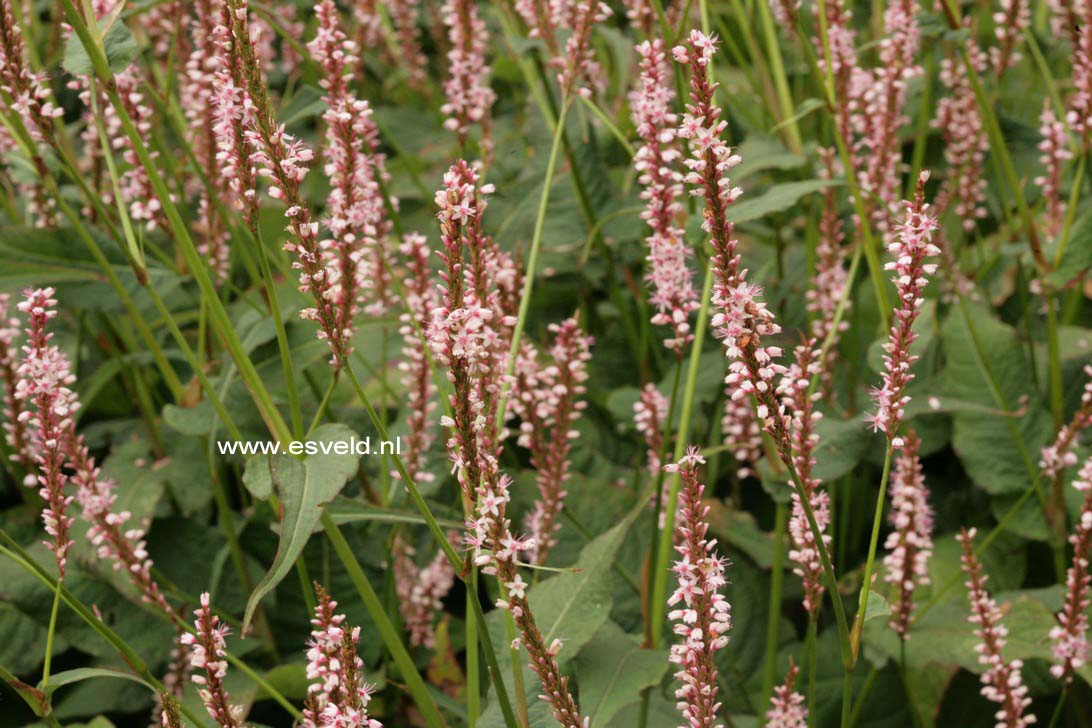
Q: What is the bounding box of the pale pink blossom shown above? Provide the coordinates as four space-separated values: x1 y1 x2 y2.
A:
808 148 850 386
392 536 456 649
1041 368 1092 479
867 173 940 441
390 0 429 92
721 381 762 479
396 233 441 484
882 430 933 637
634 383 668 476
631 39 697 352
180 593 244 727
302 585 382 727
440 0 496 163
991 0 1030 75
512 319 592 563
765 661 808 728
934 38 989 230
666 447 730 728
16 289 171 610
957 529 1036 728
1050 456 1092 681
557 1 612 98
14 288 75 575
0 294 32 476
780 345 831 617
430 162 584 727
1036 102 1072 240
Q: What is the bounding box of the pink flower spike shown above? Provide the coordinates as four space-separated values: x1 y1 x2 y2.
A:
440 0 497 164
1050 456 1092 682
867 172 940 439
15 287 76 576
765 660 808 728
1035 102 1072 241
1041 365 1092 479
392 535 456 649
631 39 698 353
302 585 382 727
180 593 244 728
882 430 934 638
668 447 731 728
957 530 1036 728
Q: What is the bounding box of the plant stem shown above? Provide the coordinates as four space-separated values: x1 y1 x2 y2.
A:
850 444 894 663
41 582 62 689
759 501 788 716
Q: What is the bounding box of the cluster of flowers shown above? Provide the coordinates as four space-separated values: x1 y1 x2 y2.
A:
179 588 382 727
430 160 591 727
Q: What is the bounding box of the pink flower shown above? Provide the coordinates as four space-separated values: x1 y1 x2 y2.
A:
991 0 1030 75
14 288 76 575
867 173 940 441
631 39 698 352
933 37 989 231
557 1 612 98
513 318 592 564
1041 366 1092 478
390 0 429 92
765 661 808 728
1036 102 1072 240
721 380 762 479
430 162 584 727
0 294 33 477
635 383 669 476
667 447 731 728
1050 456 1092 681
392 535 456 649
440 0 496 163
396 233 441 485
957 529 1036 728
302 585 382 727
780 345 831 618
180 593 244 727
882 430 934 638
182 0 232 283
15 289 171 609
310 0 394 343
808 148 850 388
212 0 353 364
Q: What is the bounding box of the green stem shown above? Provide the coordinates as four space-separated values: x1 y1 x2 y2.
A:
759 501 788 719
41 582 62 689
756 0 803 153
647 262 716 647
494 97 570 426
850 445 893 663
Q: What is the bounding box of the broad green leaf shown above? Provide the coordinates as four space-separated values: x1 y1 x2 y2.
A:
1045 202 1092 286
0 603 49 674
243 424 361 631
728 180 840 224
573 621 668 727
705 502 777 568
812 416 872 481
62 20 137 76
733 135 807 179
163 401 218 437
941 305 1051 495
0 227 130 286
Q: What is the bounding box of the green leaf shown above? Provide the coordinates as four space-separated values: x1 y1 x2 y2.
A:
162 401 218 437
705 502 777 568
39 667 153 697
1045 202 1092 286
242 423 361 631
62 20 136 76
573 621 668 727
812 416 872 481
0 227 131 286
941 305 1051 494
728 180 840 224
